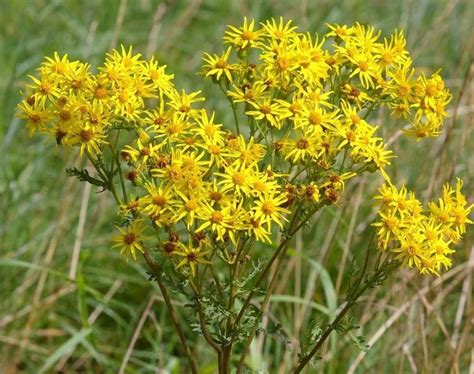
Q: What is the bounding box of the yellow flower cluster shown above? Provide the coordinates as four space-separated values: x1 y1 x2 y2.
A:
373 180 472 275
17 47 173 155
18 45 300 269
200 18 466 275
18 19 469 277
203 19 452 177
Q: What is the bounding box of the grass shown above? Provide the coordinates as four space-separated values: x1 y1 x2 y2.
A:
1 0 473 372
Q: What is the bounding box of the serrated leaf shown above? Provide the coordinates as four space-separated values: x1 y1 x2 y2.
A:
66 167 108 188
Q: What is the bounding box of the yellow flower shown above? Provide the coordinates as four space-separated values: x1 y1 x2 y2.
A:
389 100 412 119
296 105 341 131
140 182 176 218
260 41 298 78
428 198 453 226
143 56 174 93
64 60 92 93
261 17 298 43
391 234 429 270
300 182 320 203
229 135 266 166
275 96 306 121
112 221 148 260
228 82 267 104
167 89 205 117
348 53 380 89
281 132 319 163
340 83 373 108
448 180 473 235
203 141 230 168
193 110 225 143
376 31 409 68
352 23 382 53
68 124 107 156
27 74 61 101
224 17 263 49
41 52 76 77
252 192 290 230
325 23 354 41
206 179 231 207
320 172 356 193
145 106 171 129
245 97 291 129
106 45 144 74
293 34 330 83
216 163 255 197
385 61 415 102
122 139 161 167
100 57 129 86
427 238 453 272
403 115 442 140
154 113 191 142
17 98 51 136
372 209 404 249
173 191 207 228
373 183 400 208
374 180 471 275
248 216 272 243
203 47 234 82
89 79 112 104
196 203 246 245
18 20 468 282
84 100 111 128
250 174 280 198
174 242 211 276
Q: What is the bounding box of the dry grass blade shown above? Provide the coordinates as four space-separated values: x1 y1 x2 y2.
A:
118 295 157 374
0 285 76 329
348 257 474 373
110 0 128 50
54 279 124 371
11 172 80 367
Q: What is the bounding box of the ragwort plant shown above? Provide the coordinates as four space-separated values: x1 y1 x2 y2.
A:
18 18 472 373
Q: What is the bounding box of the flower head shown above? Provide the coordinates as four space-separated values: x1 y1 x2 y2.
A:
112 221 149 260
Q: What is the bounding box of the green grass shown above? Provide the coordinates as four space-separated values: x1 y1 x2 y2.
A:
1 0 473 372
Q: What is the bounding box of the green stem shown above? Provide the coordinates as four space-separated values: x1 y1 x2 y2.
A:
294 298 355 373
221 345 232 374
350 230 375 296
108 132 128 203
235 243 291 373
294 250 394 373
230 203 306 343
142 250 198 374
362 100 379 120
221 257 238 371
219 83 240 134
339 148 348 173
85 151 122 205
231 236 285 334
110 183 122 205
85 151 108 182
235 204 309 371
189 281 222 354
208 264 224 300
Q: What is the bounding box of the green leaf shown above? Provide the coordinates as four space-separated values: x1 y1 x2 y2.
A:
66 167 108 188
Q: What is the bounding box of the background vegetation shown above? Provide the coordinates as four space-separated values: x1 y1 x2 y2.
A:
1 0 473 372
